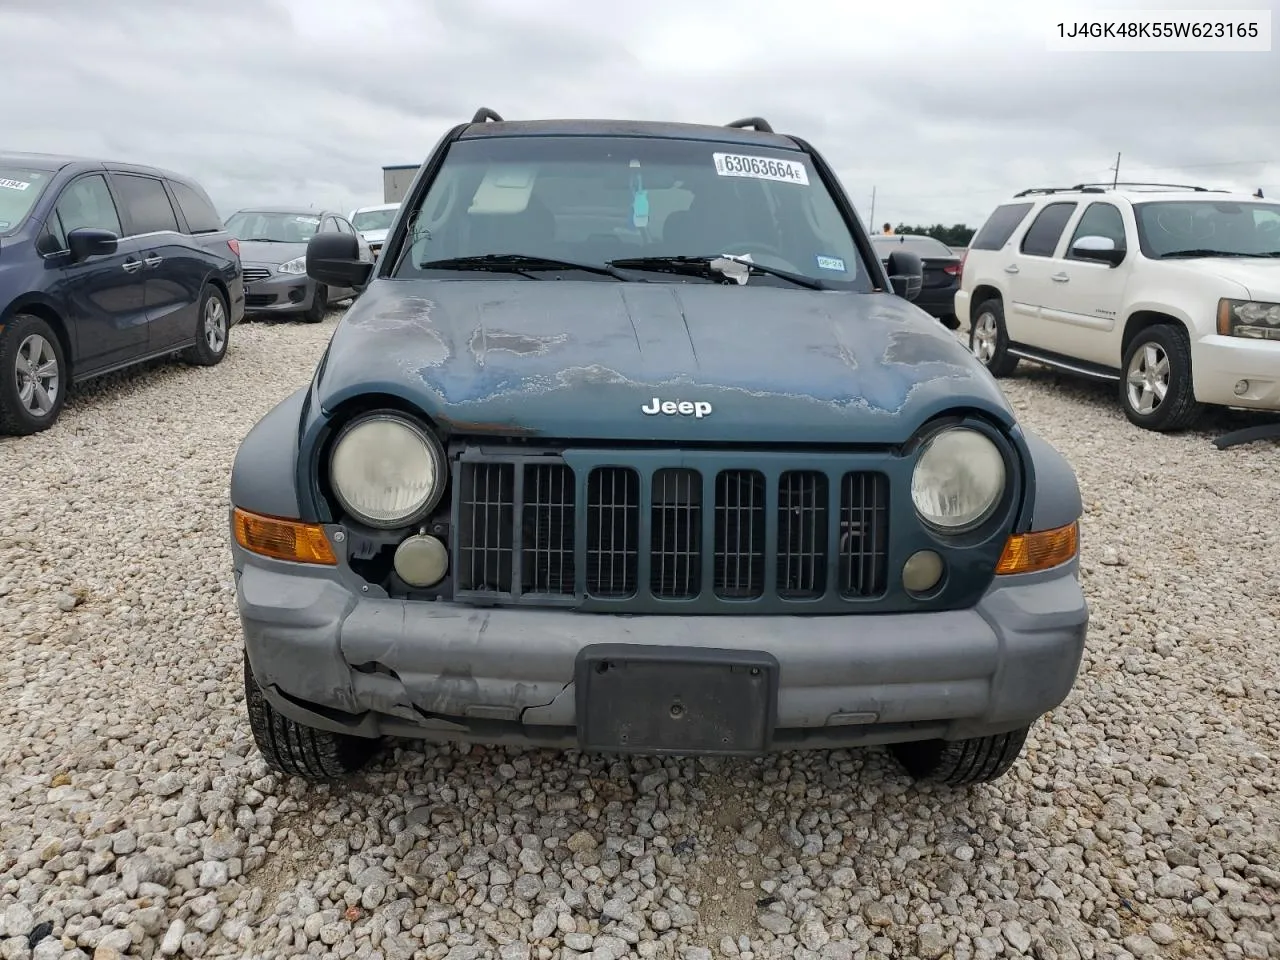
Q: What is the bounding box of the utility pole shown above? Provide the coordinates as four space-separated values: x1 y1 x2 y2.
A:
869 186 876 229
1110 152 1121 187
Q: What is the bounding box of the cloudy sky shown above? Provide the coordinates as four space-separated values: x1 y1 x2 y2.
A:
2 0 1276 229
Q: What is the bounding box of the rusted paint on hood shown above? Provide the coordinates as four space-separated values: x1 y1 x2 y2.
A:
316 279 1014 445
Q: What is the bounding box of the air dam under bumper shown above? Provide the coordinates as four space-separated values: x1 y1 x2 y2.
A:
236 554 1088 754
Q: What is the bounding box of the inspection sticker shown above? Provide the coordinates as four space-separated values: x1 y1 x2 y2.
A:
0 178 31 191
712 152 809 186
815 255 846 272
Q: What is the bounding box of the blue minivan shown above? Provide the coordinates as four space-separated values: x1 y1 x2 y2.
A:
0 151 245 435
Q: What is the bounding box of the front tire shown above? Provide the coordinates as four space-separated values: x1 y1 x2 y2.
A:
890 725 1031 786
1120 324 1202 432
968 299 1019 377
243 653 376 780
0 314 68 436
302 283 328 324
183 286 229 366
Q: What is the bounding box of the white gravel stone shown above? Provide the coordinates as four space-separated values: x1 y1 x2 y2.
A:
1 309 1277 960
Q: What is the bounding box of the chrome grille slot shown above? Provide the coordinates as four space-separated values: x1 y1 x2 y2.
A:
838 471 890 598
585 467 640 598
241 267 272 283
651 468 702 599
777 470 828 599
521 463 575 595
715 469 765 599
456 461 515 592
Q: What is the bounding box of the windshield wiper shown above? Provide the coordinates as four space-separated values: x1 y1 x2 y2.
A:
607 254 825 290
418 254 630 280
240 237 283 242
1160 249 1266 259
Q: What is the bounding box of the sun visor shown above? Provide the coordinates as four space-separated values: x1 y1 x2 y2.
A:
468 165 537 214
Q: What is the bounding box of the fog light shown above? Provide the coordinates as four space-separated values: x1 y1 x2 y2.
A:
1235 380 1249 396
393 534 448 587
902 550 944 594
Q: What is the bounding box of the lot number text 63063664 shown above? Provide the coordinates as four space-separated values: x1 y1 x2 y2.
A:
713 153 810 186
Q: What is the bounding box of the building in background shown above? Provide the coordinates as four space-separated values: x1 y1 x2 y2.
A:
382 164 418 204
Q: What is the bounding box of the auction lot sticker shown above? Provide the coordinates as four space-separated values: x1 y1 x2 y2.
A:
713 153 809 186
0 178 31 191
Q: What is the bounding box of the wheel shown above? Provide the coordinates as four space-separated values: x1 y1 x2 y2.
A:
1120 324 1202 432
890 725 1031 786
302 283 328 324
968 299 1019 377
183 286 229 366
0 314 68 436
242 652 376 780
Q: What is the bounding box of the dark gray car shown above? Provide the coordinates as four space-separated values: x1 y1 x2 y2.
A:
225 208 373 323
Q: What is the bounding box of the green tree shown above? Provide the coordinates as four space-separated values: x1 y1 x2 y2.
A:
893 223 975 247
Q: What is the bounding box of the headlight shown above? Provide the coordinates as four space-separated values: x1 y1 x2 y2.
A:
278 256 307 275
1218 298 1280 340
329 414 446 528
910 427 1006 532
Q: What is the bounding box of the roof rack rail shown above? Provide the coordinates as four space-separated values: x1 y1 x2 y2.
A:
471 107 504 123
1013 186 1106 197
1071 181 1209 192
725 117 774 133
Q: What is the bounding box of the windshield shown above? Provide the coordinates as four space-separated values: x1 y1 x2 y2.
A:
225 210 321 242
1133 200 1280 258
0 167 54 234
394 135 872 290
871 235 954 258
353 208 397 232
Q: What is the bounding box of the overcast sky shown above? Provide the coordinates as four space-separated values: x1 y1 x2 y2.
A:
2 0 1276 229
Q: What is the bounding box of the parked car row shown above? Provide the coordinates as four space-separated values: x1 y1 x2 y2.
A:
957 183 1280 432
0 151 244 435
0 147 397 434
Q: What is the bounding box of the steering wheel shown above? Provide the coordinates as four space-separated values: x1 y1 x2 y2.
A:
717 242 802 274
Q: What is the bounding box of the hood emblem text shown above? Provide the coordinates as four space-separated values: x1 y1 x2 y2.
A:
642 397 713 419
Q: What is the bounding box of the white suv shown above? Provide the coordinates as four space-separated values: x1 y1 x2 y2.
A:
955 183 1280 431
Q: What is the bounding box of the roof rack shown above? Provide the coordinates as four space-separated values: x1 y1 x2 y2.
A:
725 117 774 133
1013 186 1107 197
471 107 504 123
1072 181 1210 192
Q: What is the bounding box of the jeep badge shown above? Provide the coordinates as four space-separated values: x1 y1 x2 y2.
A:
641 397 713 418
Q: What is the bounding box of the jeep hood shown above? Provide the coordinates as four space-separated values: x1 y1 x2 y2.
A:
312 279 1014 445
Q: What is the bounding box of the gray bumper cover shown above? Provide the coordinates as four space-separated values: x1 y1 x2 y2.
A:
235 550 1088 752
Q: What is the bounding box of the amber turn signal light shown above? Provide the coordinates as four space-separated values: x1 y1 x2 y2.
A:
995 521 1079 576
232 508 337 565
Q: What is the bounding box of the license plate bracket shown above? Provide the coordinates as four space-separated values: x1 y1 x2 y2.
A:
575 644 779 756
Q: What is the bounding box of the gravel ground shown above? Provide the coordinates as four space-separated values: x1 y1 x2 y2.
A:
1 308 1277 960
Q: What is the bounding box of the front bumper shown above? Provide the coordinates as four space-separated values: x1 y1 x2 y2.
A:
243 270 317 313
235 545 1089 753
1192 334 1280 410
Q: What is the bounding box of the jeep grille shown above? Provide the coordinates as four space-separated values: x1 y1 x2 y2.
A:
451 452 889 611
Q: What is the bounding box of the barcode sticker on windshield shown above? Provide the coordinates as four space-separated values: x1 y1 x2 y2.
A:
0 178 31 191
713 153 809 186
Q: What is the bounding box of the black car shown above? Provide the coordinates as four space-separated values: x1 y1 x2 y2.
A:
871 234 962 329
0 151 244 435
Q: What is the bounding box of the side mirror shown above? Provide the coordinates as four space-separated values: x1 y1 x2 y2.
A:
67 227 118 262
1070 235 1125 266
307 232 373 287
886 249 923 302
